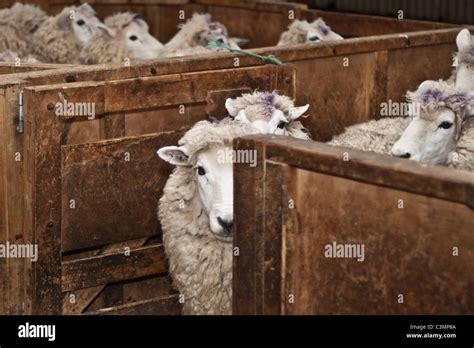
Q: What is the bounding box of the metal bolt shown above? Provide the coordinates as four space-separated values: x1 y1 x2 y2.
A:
65 75 76 83
47 221 54 228
150 67 157 75
47 103 55 111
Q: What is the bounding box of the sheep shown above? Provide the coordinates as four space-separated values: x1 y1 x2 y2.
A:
327 117 412 155
277 18 343 46
157 119 260 315
160 13 246 58
391 80 474 170
0 49 39 64
0 3 48 57
79 12 163 64
224 91 311 139
31 3 101 64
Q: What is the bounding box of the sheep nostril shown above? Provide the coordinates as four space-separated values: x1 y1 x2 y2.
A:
399 153 411 159
217 217 233 235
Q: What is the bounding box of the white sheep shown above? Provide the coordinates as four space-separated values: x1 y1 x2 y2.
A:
328 117 412 155
30 3 101 64
224 91 311 139
79 12 163 64
0 3 47 57
0 49 39 63
391 80 474 171
277 18 343 46
157 119 259 314
160 13 246 58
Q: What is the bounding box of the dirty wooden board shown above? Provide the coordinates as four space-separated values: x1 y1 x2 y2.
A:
62 244 168 292
87 294 181 315
233 135 474 314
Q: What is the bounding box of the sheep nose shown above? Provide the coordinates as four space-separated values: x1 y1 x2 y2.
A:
398 152 411 159
217 217 233 235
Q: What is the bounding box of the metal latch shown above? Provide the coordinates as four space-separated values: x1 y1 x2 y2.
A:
16 91 24 134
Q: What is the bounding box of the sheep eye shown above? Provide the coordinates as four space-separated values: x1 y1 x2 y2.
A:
309 36 320 42
277 121 287 129
438 121 453 129
76 19 85 26
129 35 138 41
197 166 206 176
216 38 224 44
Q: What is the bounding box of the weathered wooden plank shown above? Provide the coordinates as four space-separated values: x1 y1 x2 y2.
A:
61 132 182 252
262 162 285 315
232 137 266 315
282 167 474 314
87 294 181 315
257 136 474 208
22 65 295 118
61 244 168 292
62 285 105 315
308 9 456 38
23 89 64 315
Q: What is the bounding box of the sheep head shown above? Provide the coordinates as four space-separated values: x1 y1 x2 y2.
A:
391 80 474 164
195 19 247 51
225 91 309 135
56 4 101 45
158 119 258 243
278 18 343 46
102 13 163 60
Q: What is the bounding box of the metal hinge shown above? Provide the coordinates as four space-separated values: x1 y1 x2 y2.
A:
16 91 24 134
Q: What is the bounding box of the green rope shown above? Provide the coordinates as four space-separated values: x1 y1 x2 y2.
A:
207 39 283 65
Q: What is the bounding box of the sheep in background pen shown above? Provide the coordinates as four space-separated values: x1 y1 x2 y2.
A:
160 13 247 58
327 116 412 155
79 12 163 64
0 3 48 57
31 3 102 64
391 80 474 171
277 18 343 46
329 29 474 165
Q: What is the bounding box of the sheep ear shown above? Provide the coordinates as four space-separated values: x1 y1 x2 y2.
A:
97 23 115 39
225 98 239 117
78 3 96 17
289 104 309 120
234 110 249 123
134 17 149 30
157 146 190 166
57 10 73 30
456 29 472 51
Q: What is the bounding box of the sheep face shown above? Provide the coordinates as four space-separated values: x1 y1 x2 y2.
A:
391 108 458 164
306 19 343 43
225 94 309 135
391 80 474 164
158 145 234 243
122 19 163 60
58 4 99 45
